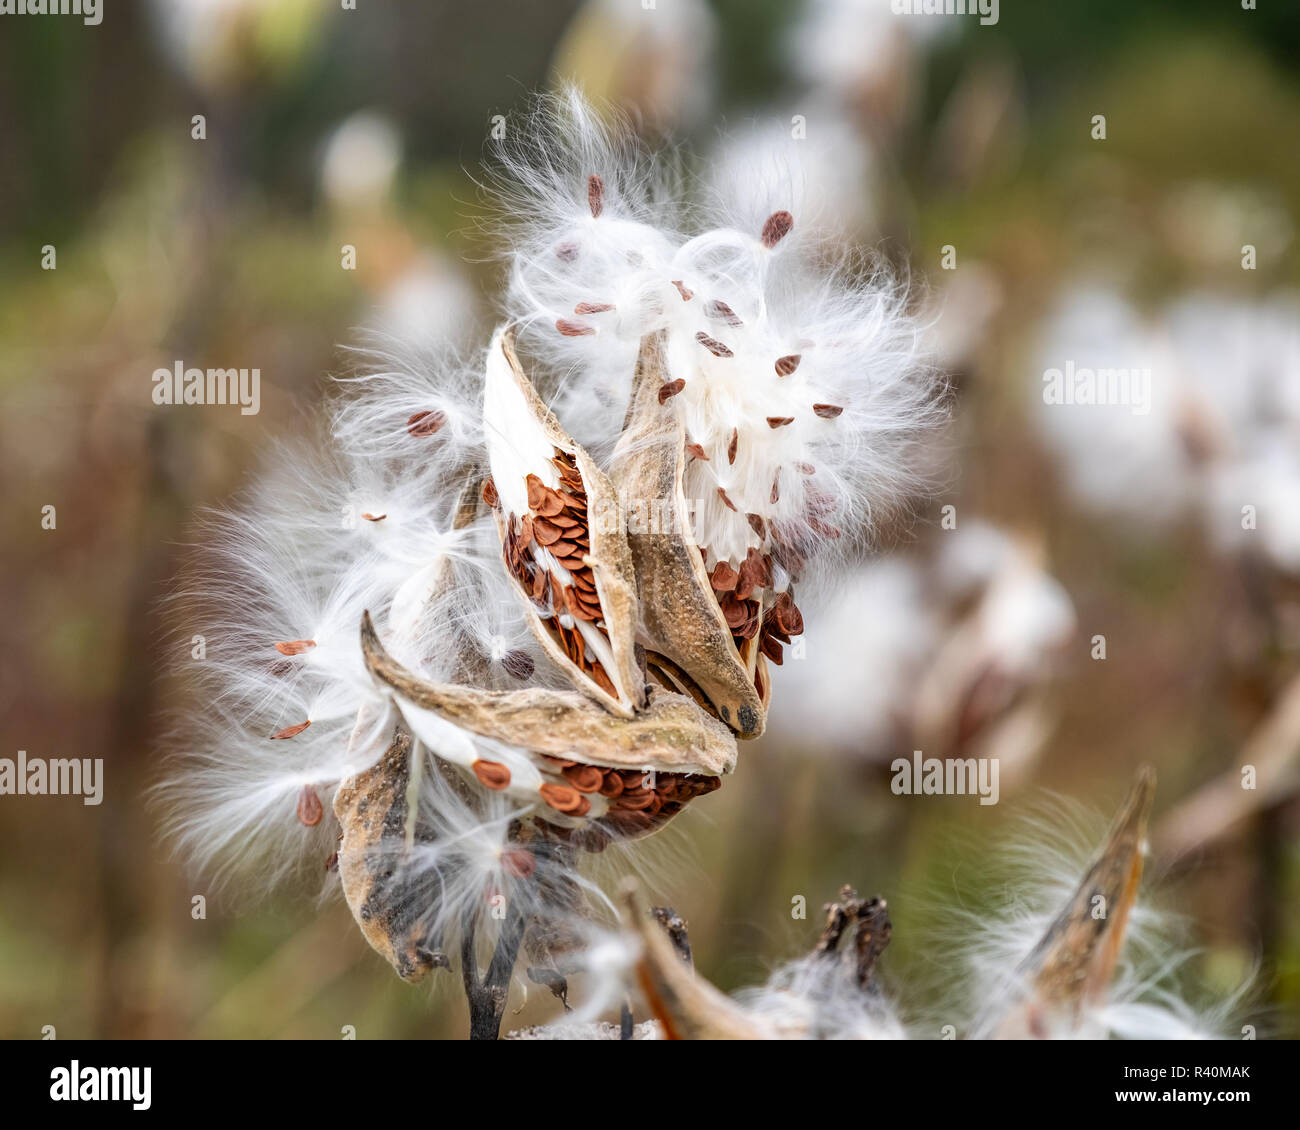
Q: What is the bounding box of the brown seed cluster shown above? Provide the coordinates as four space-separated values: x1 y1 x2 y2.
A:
537 755 721 841
700 543 806 667
492 450 620 699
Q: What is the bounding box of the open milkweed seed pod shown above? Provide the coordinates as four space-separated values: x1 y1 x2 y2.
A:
612 330 768 736
482 326 645 718
360 610 733 846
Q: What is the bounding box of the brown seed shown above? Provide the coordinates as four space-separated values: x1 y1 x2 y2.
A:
556 318 595 337
685 442 709 461
605 808 652 833
761 210 794 248
704 299 743 326
813 403 844 418
587 174 604 219
695 331 733 358
717 487 738 512
773 589 804 636
501 848 535 879
407 409 446 437
532 518 564 546
760 631 785 665
615 790 655 811
361 512 387 522
548 539 577 558
271 721 311 740
482 478 499 507
747 513 767 538
574 301 614 314
589 662 616 697
809 517 842 539
658 378 686 404
501 650 535 680
540 782 585 813
671 279 694 301
292 785 322 827
775 354 801 377
727 427 738 465
795 461 816 474
711 560 739 592
473 759 512 790
296 785 323 827
771 468 781 504
536 490 566 519
274 639 316 656
767 416 795 428
719 593 751 628
525 474 547 511
563 764 605 793
598 771 625 798
736 549 768 600
324 851 338 872
564 586 599 621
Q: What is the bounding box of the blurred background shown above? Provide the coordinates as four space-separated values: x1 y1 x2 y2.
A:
2 0 1299 1038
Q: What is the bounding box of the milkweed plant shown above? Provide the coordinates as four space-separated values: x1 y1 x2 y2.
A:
160 92 1242 1040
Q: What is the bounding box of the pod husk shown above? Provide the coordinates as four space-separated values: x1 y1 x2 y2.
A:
611 330 766 738
485 327 645 718
362 610 735 776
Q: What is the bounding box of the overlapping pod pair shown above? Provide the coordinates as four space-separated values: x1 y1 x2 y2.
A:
471 323 783 748
347 326 762 860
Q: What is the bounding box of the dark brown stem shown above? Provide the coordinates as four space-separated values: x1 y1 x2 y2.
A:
461 899 531 1041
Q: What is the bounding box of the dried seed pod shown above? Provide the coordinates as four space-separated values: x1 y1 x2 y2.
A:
985 767 1157 1039
621 882 768 1040
333 729 448 983
361 611 736 777
483 326 644 718
610 331 766 738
